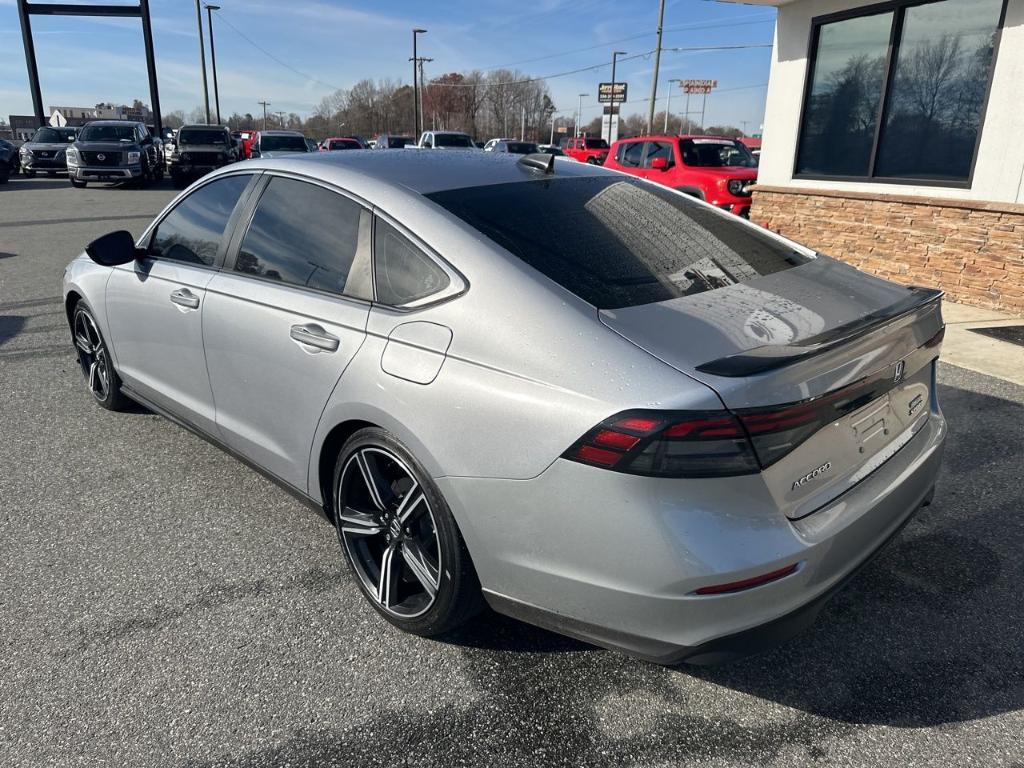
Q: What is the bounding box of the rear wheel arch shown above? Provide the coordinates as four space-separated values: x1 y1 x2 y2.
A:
317 419 377 521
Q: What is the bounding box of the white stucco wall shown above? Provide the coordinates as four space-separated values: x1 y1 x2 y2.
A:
757 0 1024 204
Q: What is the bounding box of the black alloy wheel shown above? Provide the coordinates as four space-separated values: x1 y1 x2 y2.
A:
71 303 128 411
333 428 482 635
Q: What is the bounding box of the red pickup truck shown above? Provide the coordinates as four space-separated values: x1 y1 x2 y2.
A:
603 135 758 217
560 136 610 164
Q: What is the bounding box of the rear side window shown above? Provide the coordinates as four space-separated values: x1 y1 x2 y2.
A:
149 174 251 266
235 177 371 298
374 220 450 306
617 141 644 168
427 177 812 309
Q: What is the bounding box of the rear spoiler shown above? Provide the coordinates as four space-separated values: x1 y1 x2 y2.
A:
695 287 943 378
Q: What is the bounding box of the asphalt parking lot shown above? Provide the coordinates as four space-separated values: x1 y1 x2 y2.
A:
2 175 1023 768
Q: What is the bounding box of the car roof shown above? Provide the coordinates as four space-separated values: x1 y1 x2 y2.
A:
259 130 304 136
83 120 141 126
180 124 227 129
235 148 609 196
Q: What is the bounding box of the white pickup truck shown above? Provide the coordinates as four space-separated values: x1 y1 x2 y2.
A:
413 131 478 149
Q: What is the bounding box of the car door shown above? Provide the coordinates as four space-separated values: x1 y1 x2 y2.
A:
202 174 373 491
105 172 257 434
639 140 676 183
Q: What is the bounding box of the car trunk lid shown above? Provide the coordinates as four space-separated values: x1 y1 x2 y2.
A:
599 257 944 518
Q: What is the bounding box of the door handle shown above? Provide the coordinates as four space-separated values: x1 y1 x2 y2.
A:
290 323 340 352
169 288 200 310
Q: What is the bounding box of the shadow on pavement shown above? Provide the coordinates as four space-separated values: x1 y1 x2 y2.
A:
183 379 1024 767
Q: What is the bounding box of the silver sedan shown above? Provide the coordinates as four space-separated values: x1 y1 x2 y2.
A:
62 150 946 664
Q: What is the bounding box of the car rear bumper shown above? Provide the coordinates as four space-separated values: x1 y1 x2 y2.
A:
440 405 946 664
70 165 142 180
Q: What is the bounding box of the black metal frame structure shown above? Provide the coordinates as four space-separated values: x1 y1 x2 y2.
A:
793 0 1008 190
16 0 162 138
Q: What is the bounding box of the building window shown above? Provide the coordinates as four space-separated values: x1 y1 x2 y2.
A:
795 0 1005 186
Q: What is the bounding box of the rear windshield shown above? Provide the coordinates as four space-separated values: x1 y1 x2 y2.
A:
328 140 360 150
584 139 608 149
427 177 811 309
260 135 308 152
32 128 75 143
79 125 135 142
505 142 538 154
178 129 227 145
434 133 474 148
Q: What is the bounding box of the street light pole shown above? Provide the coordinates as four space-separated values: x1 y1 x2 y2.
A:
646 0 666 135
608 51 625 143
205 4 221 125
665 78 680 133
411 29 426 138
194 0 210 124
576 93 588 137
258 100 270 131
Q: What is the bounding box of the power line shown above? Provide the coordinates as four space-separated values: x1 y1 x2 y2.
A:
481 15 774 71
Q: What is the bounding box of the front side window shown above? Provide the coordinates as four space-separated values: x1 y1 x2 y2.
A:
797 0 1004 183
427 177 811 310
149 174 251 266
235 177 370 298
374 220 450 306
643 141 676 169
617 141 644 168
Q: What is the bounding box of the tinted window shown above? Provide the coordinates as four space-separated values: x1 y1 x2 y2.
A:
31 128 75 143
374 220 450 305
259 135 307 152
434 133 473 148
585 139 609 149
643 141 675 168
328 140 361 150
617 142 644 167
79 124 137 142
149 174 250 266
796 0 1002 182
427 177 810 309
874 0 1002 180
178 129 228 145
236 177 368 296
504 142 538 154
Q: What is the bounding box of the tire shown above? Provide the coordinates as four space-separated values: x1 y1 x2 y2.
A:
0 172 8 185
24 169 36 178
136 159 152 188
70 178 87 188
71 301 130 411
333 427 483 636
153 164 164 182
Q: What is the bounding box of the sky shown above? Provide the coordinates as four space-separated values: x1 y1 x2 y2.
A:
0 0 776 132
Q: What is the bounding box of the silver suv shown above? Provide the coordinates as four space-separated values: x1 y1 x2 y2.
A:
66 120 163 188
19 126 78 177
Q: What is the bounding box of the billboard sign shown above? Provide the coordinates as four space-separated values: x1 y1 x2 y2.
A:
598 82 628 103
681 79 717 94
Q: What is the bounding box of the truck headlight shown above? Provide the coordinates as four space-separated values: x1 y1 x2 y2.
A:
128 151 141 163
66 147 79 165
20 146 31 157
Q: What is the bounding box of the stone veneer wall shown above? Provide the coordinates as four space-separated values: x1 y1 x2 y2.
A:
751 186 1024 316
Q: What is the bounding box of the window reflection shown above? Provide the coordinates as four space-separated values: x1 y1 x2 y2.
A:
150 175 250 266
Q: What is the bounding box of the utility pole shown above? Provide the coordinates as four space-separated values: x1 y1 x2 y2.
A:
549 113 556 145
414 56 433 135
684 90 690 134
700 90 708 133
741 120 749 136
520 104 525 141
205 4 221 124
276 111 284 128
258 100 270 131
194 0 210 124
646 0 666 135
411 28 426 138
607 51 626 143
665 78 680 133
576 92 588 137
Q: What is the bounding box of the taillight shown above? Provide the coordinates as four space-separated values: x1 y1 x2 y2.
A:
562 410 759 478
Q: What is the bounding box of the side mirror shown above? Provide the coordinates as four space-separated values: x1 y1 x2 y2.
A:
85 230 143 266
650 157 669 171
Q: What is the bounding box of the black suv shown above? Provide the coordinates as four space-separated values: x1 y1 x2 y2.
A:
19 126 77 177
66 120 162 188
165 124 234 187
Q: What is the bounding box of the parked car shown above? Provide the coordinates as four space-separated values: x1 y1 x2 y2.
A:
250 130 310 158
484 140 540 155
320 137 363 151
374 134 414 150
537 144 565 157
19 126 77 177
562 136 609 164
604 135 759 217
415 130 475 149
232 130 256 159
0 139 19 183
64 151 946 665
65 120 162 188
166 124 235 188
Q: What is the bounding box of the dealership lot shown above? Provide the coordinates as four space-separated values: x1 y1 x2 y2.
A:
1 176 1023 767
